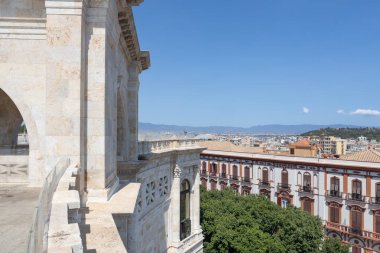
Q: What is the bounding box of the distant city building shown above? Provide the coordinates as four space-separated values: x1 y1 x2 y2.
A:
288 139 319 157
200 144 380 253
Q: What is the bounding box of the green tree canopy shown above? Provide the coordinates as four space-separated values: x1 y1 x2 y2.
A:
201 187 349 253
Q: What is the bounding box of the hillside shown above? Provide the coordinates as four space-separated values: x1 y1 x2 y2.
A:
301 127 380 141
139 122 362 135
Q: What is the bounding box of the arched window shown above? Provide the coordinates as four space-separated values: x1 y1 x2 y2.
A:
202 161 207 174
330 177 340 197
281 169 289 188
302 197 314 215
376 183 380 204
352 180 362 200
201 178 207 188
180 180 191 240
232 165 238 180
351 206 363 234
303 173 312 192
210 163 217 176
221 164 227 178
210 180 217 190
329 202 341 224
374 210 380 233
244 166 250 182
262 168 269 185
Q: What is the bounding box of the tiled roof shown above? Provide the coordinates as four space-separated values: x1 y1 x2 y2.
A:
290 139 310 147
199 141 264 154
340 149 380 163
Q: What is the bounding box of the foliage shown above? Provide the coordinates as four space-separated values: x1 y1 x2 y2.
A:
321 238 350 253
200 187 349 253
301 127 380 141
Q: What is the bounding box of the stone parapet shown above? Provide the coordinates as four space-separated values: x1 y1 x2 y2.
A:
47 164 83 253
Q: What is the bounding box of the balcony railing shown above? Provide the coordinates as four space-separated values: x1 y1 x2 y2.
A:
209 172 217 177
346 193 366 202
180 218 191 241
277 183 291 191
370 197 380 205
230 175 240 182
326 190 343 198
258 180 270 188
299 185 313 193
200 170 207 176
243 177 251 183
220 173 227 179
325 222 373 239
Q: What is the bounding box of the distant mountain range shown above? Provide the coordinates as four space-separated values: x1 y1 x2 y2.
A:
139 122 364 135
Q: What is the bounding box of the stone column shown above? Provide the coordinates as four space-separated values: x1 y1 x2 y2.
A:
126 62 140 161
44 0 86 170
192 165 202 233
85 1 119 201
171 164 181 244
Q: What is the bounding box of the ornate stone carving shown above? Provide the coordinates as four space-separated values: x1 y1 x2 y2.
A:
173 165 182 178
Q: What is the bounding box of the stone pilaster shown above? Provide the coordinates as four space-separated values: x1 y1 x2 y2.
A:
171 164 182 244
192 165 202 233
126 61 140 161
44 0 86 171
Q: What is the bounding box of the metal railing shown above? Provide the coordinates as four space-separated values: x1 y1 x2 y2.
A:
258 180 270 187
277 183 291 190
26 158 70 253
326 190 343 198
370 197 380 204
346 193 366 202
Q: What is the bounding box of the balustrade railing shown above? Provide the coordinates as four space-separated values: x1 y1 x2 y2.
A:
138 139 200 155
26 158 70 253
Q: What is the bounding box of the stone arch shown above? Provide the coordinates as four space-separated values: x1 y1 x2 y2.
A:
0 88 40 183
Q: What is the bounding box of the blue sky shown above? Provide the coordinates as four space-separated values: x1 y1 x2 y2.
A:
134 0 380 127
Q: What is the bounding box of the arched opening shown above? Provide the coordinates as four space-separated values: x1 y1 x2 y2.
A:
303 172 312 192
232 165 238 180
221 164 227 178
180 179 191 240
281 169 289 189
0 89 28 151
0 89 29 182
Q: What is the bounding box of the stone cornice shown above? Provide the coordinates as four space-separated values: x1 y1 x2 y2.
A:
118 4 150 71
45 0 87 15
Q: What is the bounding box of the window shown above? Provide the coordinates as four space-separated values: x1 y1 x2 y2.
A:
220 182 227 190
180 180 191 240
281 169 288 188
290 148 295 155
201 178 207 188
351 206 363 233
330 177 340 196
232 165 238 180
375 211 380 233
262 168 269 184
352 246 361 253
376 184 380 203
281 199 288 208
210 163 217 176
202 161 207 174
303 198 313 215
329 203 340 224
210 180 217 190
242 186 251 196
352 180 362 199
303 173 311 192
244 166 250 182
221 164 227 178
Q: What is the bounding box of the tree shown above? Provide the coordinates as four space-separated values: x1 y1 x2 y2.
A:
200 187 349 253
322 238 350 253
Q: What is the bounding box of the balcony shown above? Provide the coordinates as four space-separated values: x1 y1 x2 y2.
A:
299 185 313 193
258 180 271 189
209 172 218 178
200 170 207 177
324 222 380 241
370 197 380 205
277 183 291 191
220 173 227 179
326 190 343 198
229 175 240 183
242 177 253 186
346 193 366 202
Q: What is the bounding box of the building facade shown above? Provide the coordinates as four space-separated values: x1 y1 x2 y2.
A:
201 149 380 253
